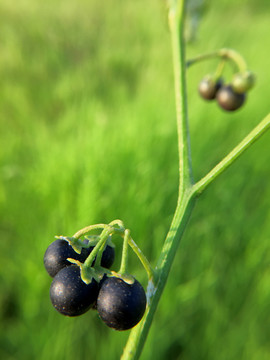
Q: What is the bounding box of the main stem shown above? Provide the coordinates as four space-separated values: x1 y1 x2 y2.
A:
121 1 194 358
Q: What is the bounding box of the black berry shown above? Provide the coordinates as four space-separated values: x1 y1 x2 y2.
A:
216 85 246 111
97 277 147 331
44 239 115 277
50 265 99 316
44 239 88 277
198 77 222 100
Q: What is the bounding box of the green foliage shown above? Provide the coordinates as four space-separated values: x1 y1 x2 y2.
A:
0 0 269 359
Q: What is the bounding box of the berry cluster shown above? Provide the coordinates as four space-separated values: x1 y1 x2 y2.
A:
44 226 147 331
198 70 255 112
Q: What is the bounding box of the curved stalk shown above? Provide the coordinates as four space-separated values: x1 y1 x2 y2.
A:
186 48 248 72
128 237 156 281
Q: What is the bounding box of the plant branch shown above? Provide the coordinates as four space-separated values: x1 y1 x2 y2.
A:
121 193 195 360
120 2 270 360
192 113 270 196
169 1 193 197
121 1 194 358
128 237 156 281
186 48 248 72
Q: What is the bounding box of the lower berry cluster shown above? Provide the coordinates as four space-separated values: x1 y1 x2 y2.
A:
44 239 147 331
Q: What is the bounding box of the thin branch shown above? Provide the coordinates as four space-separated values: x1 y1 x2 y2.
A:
192 113 270 196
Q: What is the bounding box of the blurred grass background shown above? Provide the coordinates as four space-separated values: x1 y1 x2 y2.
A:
0 0 270 359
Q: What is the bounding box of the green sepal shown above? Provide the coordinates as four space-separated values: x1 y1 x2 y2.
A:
109 271 135 285
80 265 100 285
55 235 86 254
67 258 100 284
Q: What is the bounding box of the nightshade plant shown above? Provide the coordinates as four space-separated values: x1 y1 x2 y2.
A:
44 0 270 358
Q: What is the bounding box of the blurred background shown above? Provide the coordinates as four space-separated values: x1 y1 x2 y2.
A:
0 0 270 359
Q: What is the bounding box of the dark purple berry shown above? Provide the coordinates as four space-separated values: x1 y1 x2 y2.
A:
216 85 246 111
50 265 99 316
97 277 147 331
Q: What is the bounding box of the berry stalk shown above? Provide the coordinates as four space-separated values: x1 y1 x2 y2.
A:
186 48 248 72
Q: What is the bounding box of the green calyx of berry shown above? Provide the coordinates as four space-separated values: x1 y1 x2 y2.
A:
109 271 136 285
56 235 87 254
231 70 256 94
67 258 107 284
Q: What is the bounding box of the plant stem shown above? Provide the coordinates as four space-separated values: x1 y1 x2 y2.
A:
119 229 130 275
121 1 193 358
186 48 248 72
169 2 193 197
73 224 107 239
121 193 195 360
128 237 156 281
84 228 110 268
121 2 270 359
192 113 270 196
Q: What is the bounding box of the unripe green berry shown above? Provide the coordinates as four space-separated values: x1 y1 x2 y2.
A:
232 71 255 94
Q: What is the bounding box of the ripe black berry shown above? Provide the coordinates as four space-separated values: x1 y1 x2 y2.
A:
216 85 246 111
198 77 222 100
50 265 99 316
97 276 147 331
44 239 87 277
44 239 115 277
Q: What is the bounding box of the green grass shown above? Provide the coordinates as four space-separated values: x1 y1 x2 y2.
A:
0 0 270 359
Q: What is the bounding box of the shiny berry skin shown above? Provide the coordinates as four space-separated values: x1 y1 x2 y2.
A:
44 240 88 277
44 240 115 277
216 85 246 111
198 77 222 100
97 277 147 331
50 265 99 316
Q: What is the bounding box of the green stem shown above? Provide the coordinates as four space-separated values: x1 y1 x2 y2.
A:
169 1 193 197
187 48 248 72
94 237 107 266
128 237 156 281
121 1 193 358
121 193 195 360
109 219 125 229
192 113 270 196
72 224 107 239
214 59 226 79
121 2 270 360
84 228 110 268
119 229 130 274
